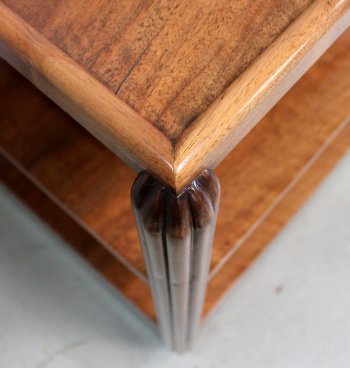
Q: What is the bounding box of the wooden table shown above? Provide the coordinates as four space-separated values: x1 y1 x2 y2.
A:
0 0 349 352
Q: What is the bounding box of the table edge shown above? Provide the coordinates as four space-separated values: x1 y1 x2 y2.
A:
1 1 349 192
0 2 175 186
175 0 350 191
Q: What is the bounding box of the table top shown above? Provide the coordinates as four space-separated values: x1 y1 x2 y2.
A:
0 0 349 192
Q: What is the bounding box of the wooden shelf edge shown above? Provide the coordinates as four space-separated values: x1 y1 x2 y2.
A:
1 2 349 192
1 29 350 324
175 0 350 191
0 2 175 188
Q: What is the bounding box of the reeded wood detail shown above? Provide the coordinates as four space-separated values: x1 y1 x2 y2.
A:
131 169 220 351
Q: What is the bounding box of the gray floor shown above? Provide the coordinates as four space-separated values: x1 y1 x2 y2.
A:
0 152 350 368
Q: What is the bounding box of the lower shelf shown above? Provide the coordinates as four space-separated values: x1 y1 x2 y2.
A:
0 31 349 322
0 156 156 321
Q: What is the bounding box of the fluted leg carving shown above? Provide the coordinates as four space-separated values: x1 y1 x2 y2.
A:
131 170 220 352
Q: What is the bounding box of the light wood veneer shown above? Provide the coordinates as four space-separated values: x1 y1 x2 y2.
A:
1 30 349 320
1 0 313 139
1 0 349 191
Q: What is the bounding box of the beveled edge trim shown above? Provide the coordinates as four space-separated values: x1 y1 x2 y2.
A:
174 0 350 192
1 1 350 193
0 2 175 187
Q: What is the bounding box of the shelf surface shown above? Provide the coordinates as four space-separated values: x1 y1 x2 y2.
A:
1 30 349 320
0 1 349 191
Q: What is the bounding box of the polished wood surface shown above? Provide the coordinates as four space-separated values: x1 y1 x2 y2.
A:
1 1 349 192
0 3 174 188
0 59 146 280
132 170 219 351
0 30 349 321
1 0 312 140
1 117 349 322
175 0 350 190
210 30 350 278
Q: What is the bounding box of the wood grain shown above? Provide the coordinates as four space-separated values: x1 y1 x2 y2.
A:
1 30 350 321
0 3 174 187
1 117 349 323
1 1 348 192
132 170 219 351
175 0 350 191
1 0 313 140
0 59 147 280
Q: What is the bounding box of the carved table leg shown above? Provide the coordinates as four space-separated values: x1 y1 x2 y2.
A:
131 169 220 352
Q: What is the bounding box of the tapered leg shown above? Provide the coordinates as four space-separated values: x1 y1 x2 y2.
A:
131 169 220 352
